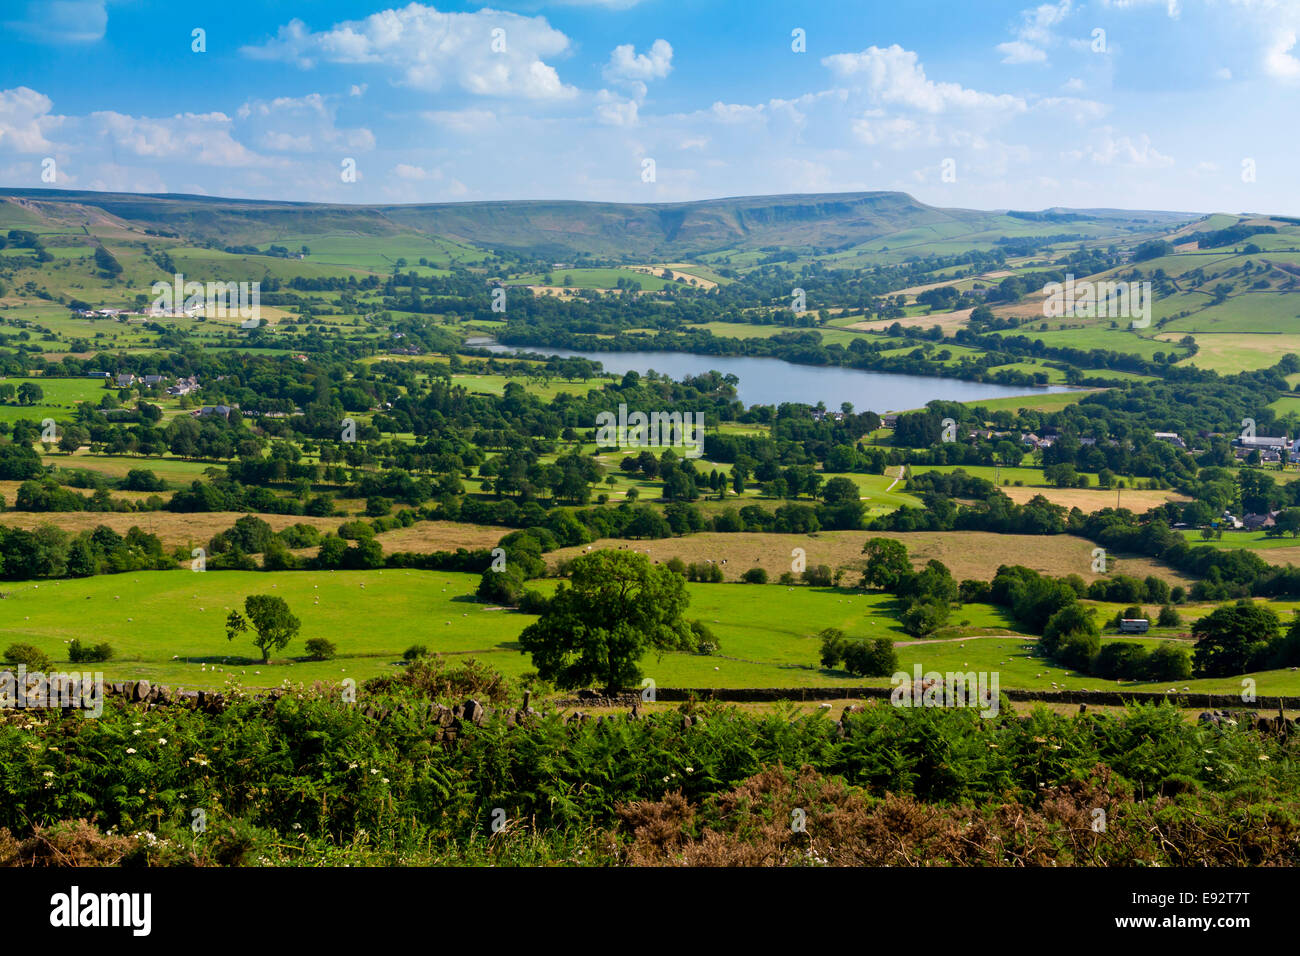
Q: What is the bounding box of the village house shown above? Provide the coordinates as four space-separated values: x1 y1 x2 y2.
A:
1242 511 1280 532
194 404 233 419
115 373 135 388
166 376 199 396
1153 431 1187 449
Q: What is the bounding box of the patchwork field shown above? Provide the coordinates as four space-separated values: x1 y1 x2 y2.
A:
1157 331 1300 374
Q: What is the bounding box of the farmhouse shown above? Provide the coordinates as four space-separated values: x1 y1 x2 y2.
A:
1242 512 1279 532
115 373 135 387
195 405 233 419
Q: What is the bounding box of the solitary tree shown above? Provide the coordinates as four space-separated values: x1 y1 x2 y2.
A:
518 549 700 691
226 594 301 663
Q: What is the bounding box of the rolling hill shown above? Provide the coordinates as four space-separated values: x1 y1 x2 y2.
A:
0 187 1193 261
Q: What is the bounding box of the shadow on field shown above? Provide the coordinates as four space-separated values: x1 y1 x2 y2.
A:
177 655 263 666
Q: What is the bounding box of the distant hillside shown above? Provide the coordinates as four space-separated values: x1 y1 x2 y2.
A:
0 187 1194 260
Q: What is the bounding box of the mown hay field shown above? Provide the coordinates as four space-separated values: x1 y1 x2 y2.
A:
546 530 1194 587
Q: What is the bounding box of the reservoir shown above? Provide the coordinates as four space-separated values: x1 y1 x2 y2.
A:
465 338 1076 413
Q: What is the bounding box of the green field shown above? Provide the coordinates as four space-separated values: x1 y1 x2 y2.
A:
5 568 1300 697
0 377 112 424
506 268 677 292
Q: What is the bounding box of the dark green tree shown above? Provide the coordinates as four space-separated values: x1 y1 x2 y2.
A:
517 549 697 691
226 594 301 663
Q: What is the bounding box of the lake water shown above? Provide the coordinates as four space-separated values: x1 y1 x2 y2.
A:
465 338 1074 413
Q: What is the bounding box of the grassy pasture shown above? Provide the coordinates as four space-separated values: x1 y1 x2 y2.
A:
1159 332 1300 374
506 268 677 292
0 377 109 424
451 371 608 401
961 390 1095 414
4 567 1300 696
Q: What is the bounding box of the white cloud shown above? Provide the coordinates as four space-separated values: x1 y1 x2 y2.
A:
603 39 673 84
85 164 170 194
1063 129 1173 167
1263 28 1300 79
393 163 444 181
822 45 1026 114
88 111 275 167
421 109 498 133
997 1 1073 64
242 5 577 100
1032 96 1110 123
708 102 768 125
998 41 1049 64
5 1 107 44
236 93 374 154
0 87 58 153
1099 0 1180 16
595 90 639 126
851 114 922 147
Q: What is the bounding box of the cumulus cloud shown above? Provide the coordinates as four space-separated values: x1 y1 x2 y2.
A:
850 113 923 147
822 45 1026 114
236 93 375 153
1263 28 1300 79
241 4 577 100
997 1 1073 64
595 90 639 126
1063 129 1173 167
0 87 59 153
88 111 274 167
603 39 673 85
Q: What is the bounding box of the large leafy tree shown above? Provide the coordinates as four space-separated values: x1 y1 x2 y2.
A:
226 594 301 663
861 537 911 591
1191 602 1279 677
518 549 697 691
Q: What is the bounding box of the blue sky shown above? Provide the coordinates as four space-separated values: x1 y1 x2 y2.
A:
1 0 1298 214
